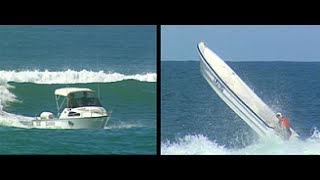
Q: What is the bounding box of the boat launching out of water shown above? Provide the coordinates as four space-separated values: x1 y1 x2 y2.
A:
197 42 299 140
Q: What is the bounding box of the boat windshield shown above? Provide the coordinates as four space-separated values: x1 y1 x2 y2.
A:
66 91 102 108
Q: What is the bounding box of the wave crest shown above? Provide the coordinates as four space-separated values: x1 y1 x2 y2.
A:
0 69 156 84
0 69 156 106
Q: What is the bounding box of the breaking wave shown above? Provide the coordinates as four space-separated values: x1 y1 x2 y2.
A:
0 69 156 84
0 69 156 106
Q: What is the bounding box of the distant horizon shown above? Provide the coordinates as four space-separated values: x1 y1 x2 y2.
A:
161 25 320 62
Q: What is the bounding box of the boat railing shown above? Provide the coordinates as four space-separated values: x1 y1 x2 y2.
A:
55 95 66 116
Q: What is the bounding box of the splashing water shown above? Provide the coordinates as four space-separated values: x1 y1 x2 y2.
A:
0 110 33 128
104 121 144 129
0 84 18 107
310 127 320 140
161 129 320 155
161 135 229 155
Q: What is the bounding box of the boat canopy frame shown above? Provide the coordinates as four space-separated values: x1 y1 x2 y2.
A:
54 88 102 116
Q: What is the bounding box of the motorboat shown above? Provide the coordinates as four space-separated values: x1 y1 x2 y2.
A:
197 42 299 140
28 87 111 129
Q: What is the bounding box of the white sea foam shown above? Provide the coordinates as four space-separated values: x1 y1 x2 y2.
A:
104 121 144 129
0 84 18 106
161 130 320 155
0 110 33 128
0 69 156 84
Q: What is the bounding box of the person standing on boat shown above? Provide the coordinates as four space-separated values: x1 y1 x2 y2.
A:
80 91 90 106
276 112 292 140
68 93 78 108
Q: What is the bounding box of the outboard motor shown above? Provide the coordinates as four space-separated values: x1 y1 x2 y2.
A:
40 112 54 120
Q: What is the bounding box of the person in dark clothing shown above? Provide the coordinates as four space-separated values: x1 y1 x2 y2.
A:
67 93 78 108
80 91 90 106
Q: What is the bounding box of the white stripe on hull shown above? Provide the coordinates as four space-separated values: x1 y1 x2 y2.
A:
25 117 110 129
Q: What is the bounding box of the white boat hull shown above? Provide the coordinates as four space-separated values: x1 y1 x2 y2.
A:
197 42 299 140
200 57 272 137
21 116 110 129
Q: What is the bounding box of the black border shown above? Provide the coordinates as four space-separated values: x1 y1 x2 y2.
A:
2 8 320 25
157 25 161 155
2 11 320 173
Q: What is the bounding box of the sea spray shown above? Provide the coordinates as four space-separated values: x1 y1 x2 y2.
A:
161 132 320 155
161 134 229 155
0 84 17 107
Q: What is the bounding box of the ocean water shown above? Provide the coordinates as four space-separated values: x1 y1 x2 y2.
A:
0 25 156 154
161 61 320 155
